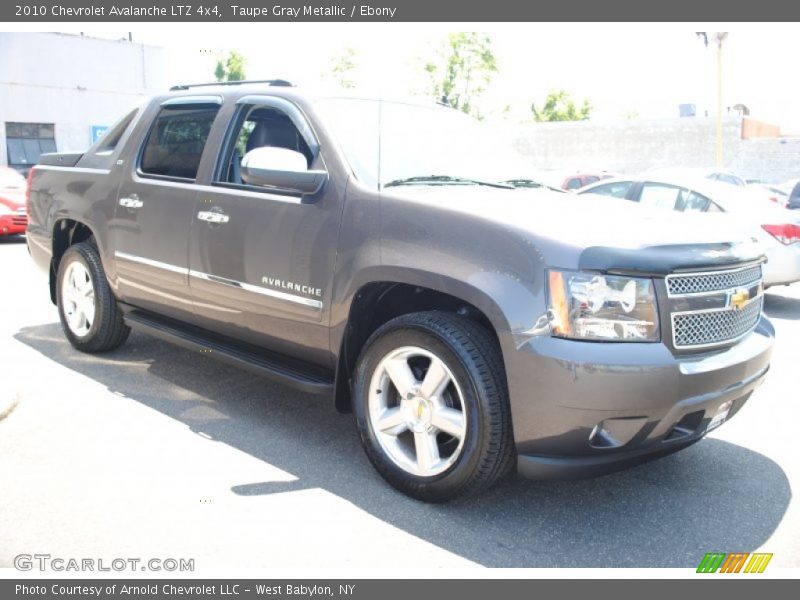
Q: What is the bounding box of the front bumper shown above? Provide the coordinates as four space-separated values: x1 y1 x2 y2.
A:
501 315 774 480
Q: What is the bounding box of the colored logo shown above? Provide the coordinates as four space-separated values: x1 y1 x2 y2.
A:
697 552 772 573
728 288 750 311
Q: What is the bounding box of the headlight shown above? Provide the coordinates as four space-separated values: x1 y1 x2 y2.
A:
0 204 13 216
547 269 660 342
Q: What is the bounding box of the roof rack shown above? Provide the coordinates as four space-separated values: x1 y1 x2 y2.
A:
169 79 294 91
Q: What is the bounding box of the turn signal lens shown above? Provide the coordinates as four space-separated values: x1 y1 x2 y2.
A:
548 270 571 336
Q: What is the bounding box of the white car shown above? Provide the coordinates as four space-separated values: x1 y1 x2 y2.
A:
579 176 800 287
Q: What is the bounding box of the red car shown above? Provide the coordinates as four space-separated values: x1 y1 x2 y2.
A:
561 172 613 191
0 167 28 236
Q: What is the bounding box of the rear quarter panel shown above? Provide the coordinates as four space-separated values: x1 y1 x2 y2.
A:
26 165 122 279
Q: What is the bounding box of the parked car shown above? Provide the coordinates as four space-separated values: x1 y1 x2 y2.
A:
648 167 747 188
580 176 800 287
750 183 789 208
705 170 747 187
27 82 773 501
560 172 613 191
788 181 800 210
0 167 28 236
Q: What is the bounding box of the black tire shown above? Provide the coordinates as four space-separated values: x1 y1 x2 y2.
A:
353 311 515 502
56 242 130 353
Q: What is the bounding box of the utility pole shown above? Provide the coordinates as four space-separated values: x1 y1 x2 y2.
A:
696 32 729 167
713 32 728 168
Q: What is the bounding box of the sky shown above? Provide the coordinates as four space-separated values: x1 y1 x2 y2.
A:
66 23 800 133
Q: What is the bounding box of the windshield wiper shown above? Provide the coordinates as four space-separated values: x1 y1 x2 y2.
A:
500 179 565 193
384 175 514 190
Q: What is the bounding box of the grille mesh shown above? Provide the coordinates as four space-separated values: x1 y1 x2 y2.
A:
672 297 762 348
667 265 762 296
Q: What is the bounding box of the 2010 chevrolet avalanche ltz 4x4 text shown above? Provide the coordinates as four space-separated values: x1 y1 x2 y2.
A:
26 81 774 501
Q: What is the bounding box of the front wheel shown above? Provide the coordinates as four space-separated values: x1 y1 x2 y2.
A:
353 311 515 502
56 242 130 353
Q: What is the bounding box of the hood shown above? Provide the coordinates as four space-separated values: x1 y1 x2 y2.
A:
384 186 765 274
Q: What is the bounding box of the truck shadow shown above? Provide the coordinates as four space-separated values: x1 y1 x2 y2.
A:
764 290 800 321
0 234 27 245
15 323 792 568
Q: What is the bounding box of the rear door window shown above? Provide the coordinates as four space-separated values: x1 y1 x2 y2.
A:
583 181 633 198
638 183 682 211
140 106 220 180
677 190 711 213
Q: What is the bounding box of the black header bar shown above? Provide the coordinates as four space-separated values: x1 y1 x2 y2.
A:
3 0 800 22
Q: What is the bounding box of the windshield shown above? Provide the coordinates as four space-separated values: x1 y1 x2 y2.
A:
321 98 535 190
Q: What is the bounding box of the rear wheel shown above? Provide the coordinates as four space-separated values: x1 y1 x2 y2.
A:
353 311 515 502
56 242 130 353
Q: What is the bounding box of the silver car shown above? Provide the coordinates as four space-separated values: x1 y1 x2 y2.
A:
579 176 800 287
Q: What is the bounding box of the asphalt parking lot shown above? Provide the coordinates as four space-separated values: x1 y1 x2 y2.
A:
1 234 798 570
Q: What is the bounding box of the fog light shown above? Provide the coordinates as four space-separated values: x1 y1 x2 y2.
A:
707 400 733 432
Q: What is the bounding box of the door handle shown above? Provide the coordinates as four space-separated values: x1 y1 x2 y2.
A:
119 196 144 209
197 210 230 224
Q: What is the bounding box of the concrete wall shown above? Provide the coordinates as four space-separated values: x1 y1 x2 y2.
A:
513 116 800 183
730 137 800 183
0 33 166 167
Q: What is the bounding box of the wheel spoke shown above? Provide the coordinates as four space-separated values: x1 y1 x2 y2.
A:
420 356 451 399
82 302 95 328
62 261 95 337
77 310 89 332
375 407 407 436
66 307 81 330
414 431 440 472
384 357 419 398
430 406 465 438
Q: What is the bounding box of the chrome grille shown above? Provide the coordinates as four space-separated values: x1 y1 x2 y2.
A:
672 297 763 348
666 265 762 296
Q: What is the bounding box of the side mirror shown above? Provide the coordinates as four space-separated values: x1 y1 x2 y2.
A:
240 147 327 195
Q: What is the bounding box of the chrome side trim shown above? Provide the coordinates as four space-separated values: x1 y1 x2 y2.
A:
129 171 304 204
114 251 189 275
188 269 323 310
114 251 323 309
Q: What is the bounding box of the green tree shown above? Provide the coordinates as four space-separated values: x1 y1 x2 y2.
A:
531 90 592 122
424 32 498 119
330 46 358 89
214 51 247 82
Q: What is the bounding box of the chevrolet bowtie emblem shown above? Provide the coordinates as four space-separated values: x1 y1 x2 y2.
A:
729 288 750 310
417 402 425 419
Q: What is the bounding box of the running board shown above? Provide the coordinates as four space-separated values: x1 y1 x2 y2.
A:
124 311 334 395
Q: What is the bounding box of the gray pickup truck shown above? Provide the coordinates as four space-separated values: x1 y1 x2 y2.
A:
26 80 774 501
